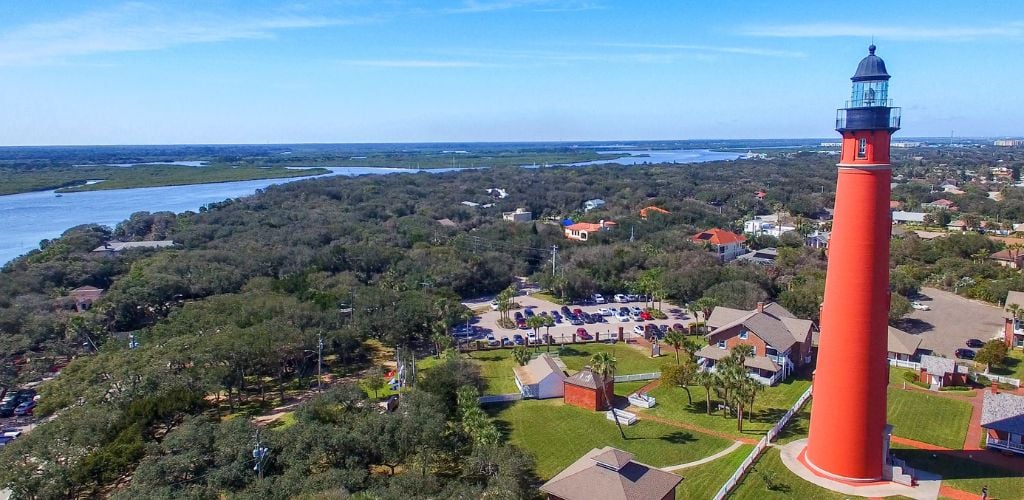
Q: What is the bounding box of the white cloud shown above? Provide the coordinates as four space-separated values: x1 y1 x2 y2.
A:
600 42 805 58
0 2 363 67
739 22 1024 40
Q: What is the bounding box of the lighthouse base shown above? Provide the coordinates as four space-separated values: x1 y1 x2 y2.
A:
780 439 942 500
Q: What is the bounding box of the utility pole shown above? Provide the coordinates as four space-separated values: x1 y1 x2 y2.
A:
253 428 269 481
317 330 324 393
550 245 558 276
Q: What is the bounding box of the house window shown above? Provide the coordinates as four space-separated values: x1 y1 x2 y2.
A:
717 340 726 349
750 345 756 356
857 138 867 159
739 330 748 340
766 346 778 357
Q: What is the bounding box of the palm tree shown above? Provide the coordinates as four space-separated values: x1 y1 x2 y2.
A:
430 321 450 358
1008 303 1022 331
542 315 555 351
694 371 716 415
591 352 624 439
526 315 546 346
511 346 531 366
693 297 720 331
1008 242 1024 268
664 330 685 364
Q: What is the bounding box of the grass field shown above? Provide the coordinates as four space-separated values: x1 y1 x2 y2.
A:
450 343 669 395
728 448 850 500
643 374 812 439
886 387 973 449
990 349 1024 380
891 444 1024 499
674 444 752 499
487 399 733 480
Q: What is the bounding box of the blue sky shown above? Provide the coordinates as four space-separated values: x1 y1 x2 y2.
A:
0 0 1022 145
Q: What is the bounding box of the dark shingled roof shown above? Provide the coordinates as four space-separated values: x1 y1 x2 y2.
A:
540 447 682 500
565 367 609 390
852 44 890 82
981 391 1024 435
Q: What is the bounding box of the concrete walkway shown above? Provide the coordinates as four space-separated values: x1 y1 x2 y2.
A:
660 440 745 472
779 439 942 500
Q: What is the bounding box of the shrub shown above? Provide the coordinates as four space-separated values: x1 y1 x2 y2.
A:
644 307 668 320
939 385 972 392
901 371 919 383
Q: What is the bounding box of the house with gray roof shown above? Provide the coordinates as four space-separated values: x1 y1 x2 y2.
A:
887 326 923 361
697 302 814 385
916 354 968 389
981 388 1024 456
93 240 174 255
512 353 566 399
540 447 681 500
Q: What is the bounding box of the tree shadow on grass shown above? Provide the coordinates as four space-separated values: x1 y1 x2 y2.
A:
659 431 697 445
473 354 510 363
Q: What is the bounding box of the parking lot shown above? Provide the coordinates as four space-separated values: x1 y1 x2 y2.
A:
898 287 1005 358
461 293 696 347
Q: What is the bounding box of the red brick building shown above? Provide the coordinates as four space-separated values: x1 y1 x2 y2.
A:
917 355 968 389
564 366 613 411
1004 291 1024 350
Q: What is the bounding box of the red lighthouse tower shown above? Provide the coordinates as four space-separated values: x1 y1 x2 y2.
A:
805 45 901 481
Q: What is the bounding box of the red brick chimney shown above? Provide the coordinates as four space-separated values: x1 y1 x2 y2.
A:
991 382 999 394
756 302 765 313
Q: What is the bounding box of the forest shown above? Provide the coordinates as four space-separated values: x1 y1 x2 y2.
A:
1 149 1023 498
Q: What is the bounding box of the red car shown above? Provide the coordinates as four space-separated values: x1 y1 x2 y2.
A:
639 311 653 321
576 327 593 340
572 308 584 317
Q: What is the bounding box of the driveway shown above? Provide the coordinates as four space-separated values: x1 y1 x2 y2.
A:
896 287 1004 358
462 293 695 346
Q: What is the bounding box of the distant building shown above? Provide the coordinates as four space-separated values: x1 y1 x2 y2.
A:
891 211 926 224
540 447 682 500
994 139 1024 147
583 199 606 212
921 199 957 211
565 220 616 242
805 230 830 249
1003 291 1024 350
743 216 795 238
461 201 480 208
68 286 104 312
989 249 1024 269
889 200 903 210
639 206 670 219
946 219 970 232
981 388 1024 456
735 247 778 265
563 366 613 411
502 208 533 223
887 326 923 362
487 188 509 198
891 141 922 148
691 228 747 262
513 354 567 399
93 240 174 255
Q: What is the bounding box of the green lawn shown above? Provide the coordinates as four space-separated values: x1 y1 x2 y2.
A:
886 387 973 449
487 399 733 480
614 380 652 398
674 444 752 499
447 343 669 395
989 349 1024 380
643 375 812 439
891 444 1024 499
729 448 852 500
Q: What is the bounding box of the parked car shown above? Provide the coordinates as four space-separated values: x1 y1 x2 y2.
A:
626 294 639 302
672 323 687 332
616 310 630 322
516 318 527 329
639 311 653 321
593 314 606 323
593 294 607 304
582 313 595 324
551 311 563 322
560 306 572 316
598 307 614 316
513 334 525 345
502 338 514 346
966 339 984 348
576 328 593 340
514 311 524 320
614 294 629 303
13 401 35 417
659 324 670 333
954 348 975 359
528 332 539 343
910 301 930 311
629 307 643 315
524 308 535 318
486 334 499 346
633 325 646 335
0 401 18 418
490 301 499 311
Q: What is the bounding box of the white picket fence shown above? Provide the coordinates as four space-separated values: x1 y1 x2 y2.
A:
614 372 661 383
973 372 1022 388
888 358 921 370
712 385 813 500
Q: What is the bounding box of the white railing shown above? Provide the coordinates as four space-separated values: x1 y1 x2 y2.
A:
984 373 1022 388
888 358 921 370
614 372 661 382
986 437 1024 453
607 408 637 425
628 393 656 408
713 385 813 500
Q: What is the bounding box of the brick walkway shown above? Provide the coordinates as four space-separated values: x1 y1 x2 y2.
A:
636 379 661 394
938 485 981 500
635 413 761 445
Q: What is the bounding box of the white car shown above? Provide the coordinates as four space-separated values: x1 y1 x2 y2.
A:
486 334 499 346
490 301 499 310
616 310 630 322
598 308 614 316
614 294 629 303
593 294 607 304
911 301 931 311
626 294 639 302
633 325 646 335
527 332 539 343
630 306 643 315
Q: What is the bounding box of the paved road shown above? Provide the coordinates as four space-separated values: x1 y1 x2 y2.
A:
897 287 1004 358
461 293 695 346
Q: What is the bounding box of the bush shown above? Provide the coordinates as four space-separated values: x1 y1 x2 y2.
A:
644 308 667 320
901 371 919 383
939 385 972 392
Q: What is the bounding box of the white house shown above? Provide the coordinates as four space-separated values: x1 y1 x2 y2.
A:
982 388 1024 456
583 199 606 212
743 216 795 237
690 228 747 263
502 208 533 223
513 353 567 399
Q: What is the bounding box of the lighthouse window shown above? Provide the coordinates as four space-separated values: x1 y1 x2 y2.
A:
857 138 867 159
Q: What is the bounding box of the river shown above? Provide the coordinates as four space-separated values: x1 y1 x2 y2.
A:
0 167 452 265
0 149 740 265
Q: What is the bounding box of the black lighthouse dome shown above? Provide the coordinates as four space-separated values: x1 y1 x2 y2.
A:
852 44 890 81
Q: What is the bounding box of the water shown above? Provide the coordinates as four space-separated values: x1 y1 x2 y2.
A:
562 149 742 166
0 167 455 265
75 161 210 167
